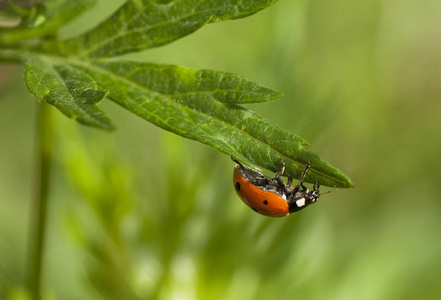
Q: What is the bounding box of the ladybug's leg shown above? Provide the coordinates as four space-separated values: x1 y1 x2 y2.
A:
287 177 293 188
292 163 311 193
274 160 292 196
274 161 286 188
285 177 294 199
231 156 243 167
278 159 286 176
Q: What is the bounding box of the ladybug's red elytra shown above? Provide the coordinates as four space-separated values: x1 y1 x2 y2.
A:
232 158 325 217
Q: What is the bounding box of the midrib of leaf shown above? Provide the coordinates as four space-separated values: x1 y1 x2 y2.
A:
160 84 274 100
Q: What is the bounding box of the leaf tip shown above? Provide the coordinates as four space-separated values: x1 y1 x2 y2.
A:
338 177 355 189
268 90 285 101
104 123 117 131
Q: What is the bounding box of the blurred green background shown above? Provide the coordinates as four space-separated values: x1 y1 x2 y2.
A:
1 0 441 299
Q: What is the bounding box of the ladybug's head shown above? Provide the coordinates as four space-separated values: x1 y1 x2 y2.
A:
307 181 320 203
307 181 330 205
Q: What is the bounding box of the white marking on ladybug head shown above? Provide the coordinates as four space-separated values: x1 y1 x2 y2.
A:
296 198 306 207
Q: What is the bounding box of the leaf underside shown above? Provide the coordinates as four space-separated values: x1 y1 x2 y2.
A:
10 0 353 188
24 57 115 130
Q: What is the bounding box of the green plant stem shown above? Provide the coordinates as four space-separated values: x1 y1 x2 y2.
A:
28 102 54 299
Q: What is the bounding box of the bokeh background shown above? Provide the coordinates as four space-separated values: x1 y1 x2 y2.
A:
1 0 441 299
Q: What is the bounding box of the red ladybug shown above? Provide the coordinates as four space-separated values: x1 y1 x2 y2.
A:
232 158 324 217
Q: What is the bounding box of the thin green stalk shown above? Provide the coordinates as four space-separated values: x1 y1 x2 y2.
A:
28 102 54 299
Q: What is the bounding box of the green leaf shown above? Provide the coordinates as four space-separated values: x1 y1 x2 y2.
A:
68 59 351 188
0 0 353 188
24 57 115 130
0 0 97 45
46 0 279 57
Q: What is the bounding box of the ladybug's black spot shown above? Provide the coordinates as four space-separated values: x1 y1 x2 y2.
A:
263 200 268 205
235 182 241 191
252 207 258 212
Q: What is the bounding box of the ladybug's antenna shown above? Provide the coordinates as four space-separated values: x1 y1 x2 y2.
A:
319 191 331 196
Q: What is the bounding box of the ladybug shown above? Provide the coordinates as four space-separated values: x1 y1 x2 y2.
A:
232 158 325 217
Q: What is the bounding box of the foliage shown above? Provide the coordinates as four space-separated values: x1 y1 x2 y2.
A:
0 0 352 187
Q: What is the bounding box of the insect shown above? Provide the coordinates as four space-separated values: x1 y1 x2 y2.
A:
232 158 326 217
